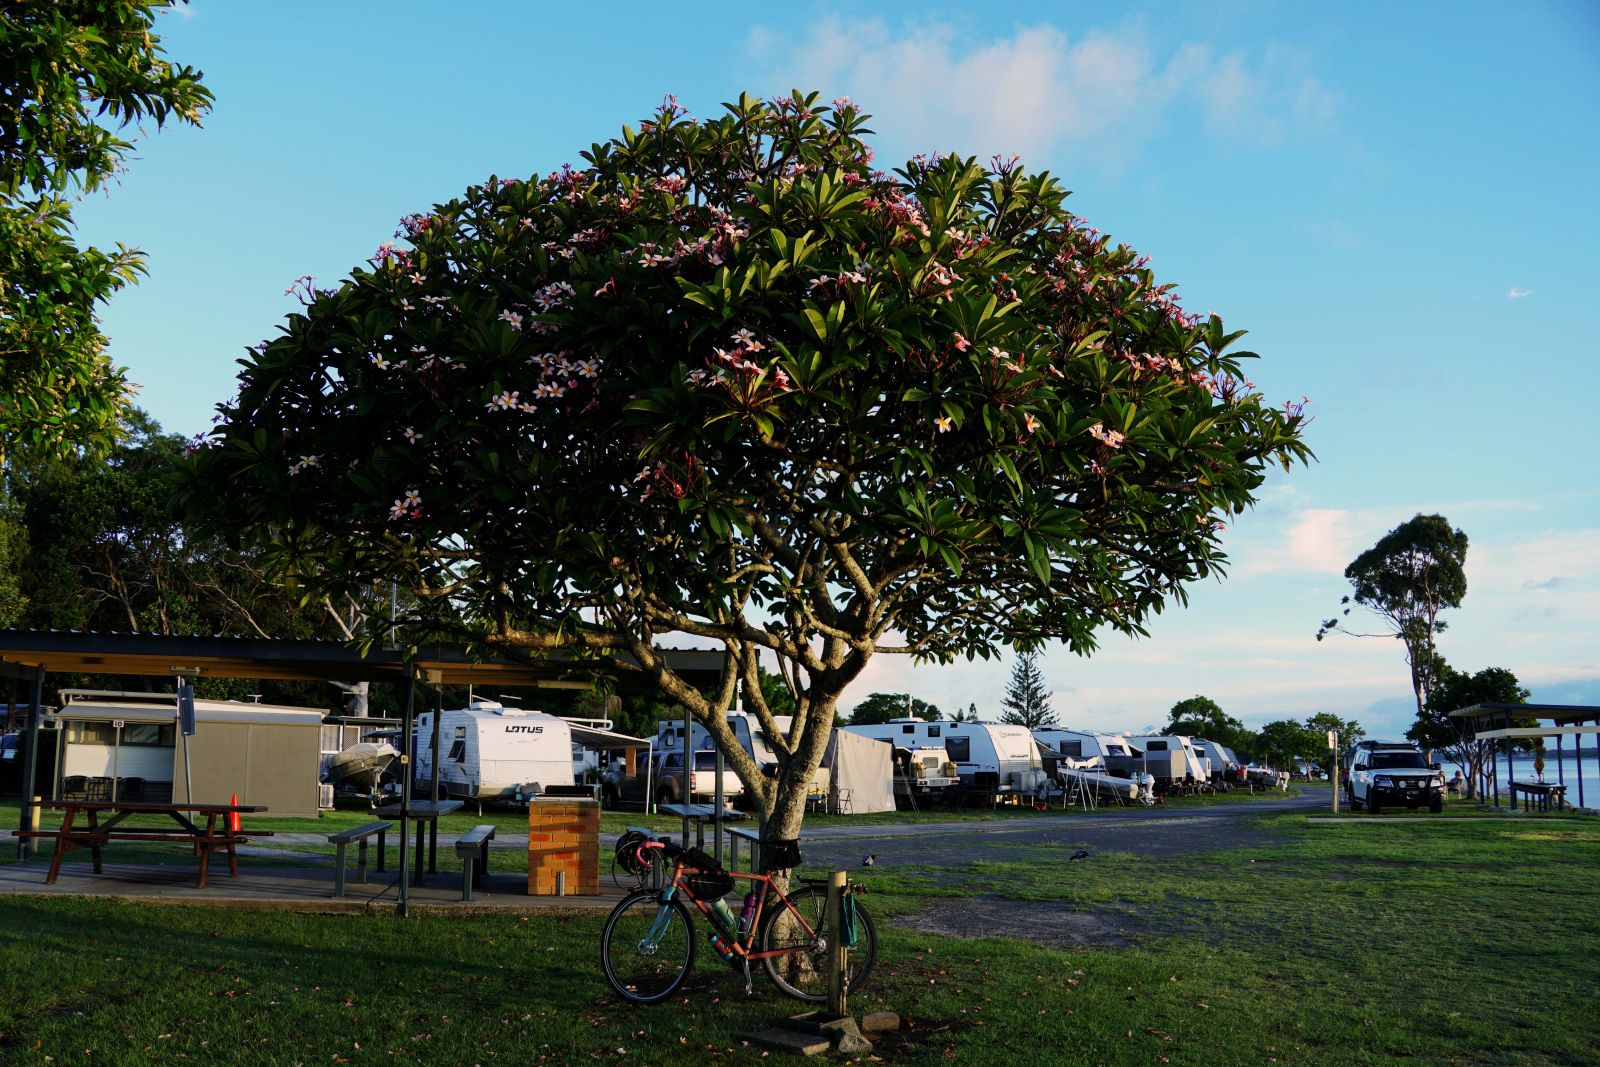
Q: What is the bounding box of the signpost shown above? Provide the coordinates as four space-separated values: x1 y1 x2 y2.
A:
176 679 197 803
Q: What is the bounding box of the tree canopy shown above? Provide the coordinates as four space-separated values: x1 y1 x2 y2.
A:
847 692 940 726
1164 694 1248 752
0 0 211 464
182 93 1310 840
1407 662 1529 799
999 649 1056 729
1318 513 1467 720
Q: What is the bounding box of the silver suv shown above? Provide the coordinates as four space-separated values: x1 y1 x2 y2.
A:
1346 741 1444 814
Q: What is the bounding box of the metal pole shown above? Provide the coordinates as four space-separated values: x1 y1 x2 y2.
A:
397 666 416 917
681 704 691 848
429 687 442 803
16 666 44 860
713 742 725 866
827 870 848 1016
645 739 654 816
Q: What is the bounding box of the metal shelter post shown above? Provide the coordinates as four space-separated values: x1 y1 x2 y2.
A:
15 666 44 859
681 704 691 848
397 665 416 917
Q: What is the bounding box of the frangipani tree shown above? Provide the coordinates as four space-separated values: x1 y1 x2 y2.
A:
182 93 1311 844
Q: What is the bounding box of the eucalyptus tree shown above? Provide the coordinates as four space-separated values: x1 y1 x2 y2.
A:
181 93 1311 846
1318 514 1468 720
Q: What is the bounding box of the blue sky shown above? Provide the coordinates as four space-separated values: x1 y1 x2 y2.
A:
72 1 1599 737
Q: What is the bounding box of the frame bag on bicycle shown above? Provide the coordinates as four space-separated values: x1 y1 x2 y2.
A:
683 847 735 898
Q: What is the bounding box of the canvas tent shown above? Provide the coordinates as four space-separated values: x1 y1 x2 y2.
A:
822 729 895 814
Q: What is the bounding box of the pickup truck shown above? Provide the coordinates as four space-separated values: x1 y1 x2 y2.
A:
602 749 745 807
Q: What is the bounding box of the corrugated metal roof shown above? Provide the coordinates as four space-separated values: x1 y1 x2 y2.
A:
0 629 724 688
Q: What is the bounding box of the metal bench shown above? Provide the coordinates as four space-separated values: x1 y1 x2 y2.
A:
327 821 389 897
455 823 497 901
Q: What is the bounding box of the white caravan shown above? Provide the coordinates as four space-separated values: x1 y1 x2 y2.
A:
842 719 1039 786
1126 734 1209 790
1191 738 1246 788
413 700 574 800
1033 728 1156 804
656 711 792 769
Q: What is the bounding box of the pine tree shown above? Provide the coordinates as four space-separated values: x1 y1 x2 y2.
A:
1000 651 1056 729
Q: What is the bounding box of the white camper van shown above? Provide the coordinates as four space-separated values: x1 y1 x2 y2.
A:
843 719 1039 787
413 700 573 800
1034 728 1142 763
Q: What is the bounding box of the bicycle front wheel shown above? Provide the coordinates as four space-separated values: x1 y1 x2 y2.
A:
758 886 877 1002
600 891 697 1004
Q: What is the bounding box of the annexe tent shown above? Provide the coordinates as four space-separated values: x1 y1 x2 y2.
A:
822 729 896 814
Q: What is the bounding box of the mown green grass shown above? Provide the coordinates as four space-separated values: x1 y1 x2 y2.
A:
2 812 1595 1065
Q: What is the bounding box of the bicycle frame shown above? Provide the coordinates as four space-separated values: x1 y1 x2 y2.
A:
636 843 823 963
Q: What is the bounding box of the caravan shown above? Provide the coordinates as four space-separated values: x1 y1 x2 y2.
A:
843 719 1039 788
1033 728 1156 804
1126 734 1210 792
413 700 574 800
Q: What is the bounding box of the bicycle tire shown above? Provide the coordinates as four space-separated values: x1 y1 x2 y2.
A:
758 886 877 1002
600 890 697 1004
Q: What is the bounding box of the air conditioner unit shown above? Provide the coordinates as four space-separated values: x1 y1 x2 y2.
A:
319 783 335 810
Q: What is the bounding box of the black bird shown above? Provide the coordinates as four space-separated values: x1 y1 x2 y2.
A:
862 854 877 868
1068 849 1090 861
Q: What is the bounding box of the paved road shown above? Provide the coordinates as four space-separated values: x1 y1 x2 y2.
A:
795 791 1322 872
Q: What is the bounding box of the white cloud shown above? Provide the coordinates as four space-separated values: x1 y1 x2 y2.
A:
1508 286 1533 299
743 18 1336 165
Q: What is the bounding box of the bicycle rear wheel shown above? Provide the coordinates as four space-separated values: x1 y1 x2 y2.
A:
600 890 697 1004
758 886 877 1002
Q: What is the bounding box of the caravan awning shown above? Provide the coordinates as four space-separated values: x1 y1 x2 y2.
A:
567 723 653 750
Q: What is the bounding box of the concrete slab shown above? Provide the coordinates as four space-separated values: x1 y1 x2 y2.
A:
0 858 631 914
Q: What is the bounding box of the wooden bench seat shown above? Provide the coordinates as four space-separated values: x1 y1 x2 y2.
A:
327 821 391 897
455 823 496 901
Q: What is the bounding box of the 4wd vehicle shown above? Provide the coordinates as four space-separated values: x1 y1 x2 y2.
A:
603 749 745 807
1346 740 1445 814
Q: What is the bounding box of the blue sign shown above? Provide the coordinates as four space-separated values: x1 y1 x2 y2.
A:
176 681 197 737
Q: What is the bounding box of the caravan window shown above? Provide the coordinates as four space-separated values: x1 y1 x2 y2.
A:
121 723 172 747
1145 740 1168 751
1061 740 1083 758
944 737 971 762
927 725 941 738
901 724 914 735
1106 745 1127 757
447 738 466 763
66 722 115 744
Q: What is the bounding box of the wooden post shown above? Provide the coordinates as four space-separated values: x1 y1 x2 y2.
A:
827 870 848 1016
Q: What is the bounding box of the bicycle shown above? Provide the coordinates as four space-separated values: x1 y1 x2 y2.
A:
600 835 877 1005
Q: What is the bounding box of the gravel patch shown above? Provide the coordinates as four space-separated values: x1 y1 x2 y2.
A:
895 894 1154 949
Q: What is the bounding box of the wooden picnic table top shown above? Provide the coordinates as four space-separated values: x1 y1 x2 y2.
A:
35 800 267 813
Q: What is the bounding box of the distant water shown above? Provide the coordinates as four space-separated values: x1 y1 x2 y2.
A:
1442 750 1600 809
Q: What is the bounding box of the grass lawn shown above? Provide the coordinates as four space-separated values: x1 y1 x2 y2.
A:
2 810 1595 1065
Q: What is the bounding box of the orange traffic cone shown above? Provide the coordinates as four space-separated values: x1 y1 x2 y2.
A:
228 792 242 833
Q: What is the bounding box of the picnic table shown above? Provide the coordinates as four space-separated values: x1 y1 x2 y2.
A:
658 802 746 852
373 798 464 886
13 800 271 888
1508 780 1567 813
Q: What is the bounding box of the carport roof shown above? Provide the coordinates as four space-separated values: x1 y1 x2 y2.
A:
0 629 723 690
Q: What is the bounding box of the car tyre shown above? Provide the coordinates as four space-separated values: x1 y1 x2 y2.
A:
1367 794 1380 815
1429 796 1443 814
